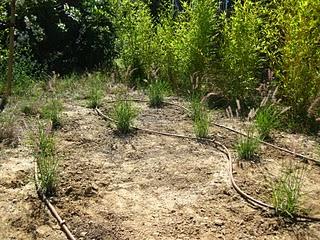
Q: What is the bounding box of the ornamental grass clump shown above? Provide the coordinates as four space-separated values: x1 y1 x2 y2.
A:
147 80 169 108
32 125 58 196
41 98 63 129
272 164 304 218
194 111 210 138
113 100 137 134
255 104 281 140
236 129 260 160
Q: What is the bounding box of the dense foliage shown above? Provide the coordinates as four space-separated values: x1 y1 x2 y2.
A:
1 0 115 74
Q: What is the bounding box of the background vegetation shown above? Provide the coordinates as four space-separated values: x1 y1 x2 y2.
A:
0 0 319 132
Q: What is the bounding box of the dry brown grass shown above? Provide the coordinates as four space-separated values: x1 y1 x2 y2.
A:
0 111 18 146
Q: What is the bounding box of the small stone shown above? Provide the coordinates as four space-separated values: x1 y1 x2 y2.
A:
92 183 99 191
36 225 51 236
214 220 224 226
65 186 73 195
80 232 87 237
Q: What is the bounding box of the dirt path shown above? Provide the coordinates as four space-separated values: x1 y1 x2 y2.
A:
1 93 320 239
0 144 67 239
53 96 320 239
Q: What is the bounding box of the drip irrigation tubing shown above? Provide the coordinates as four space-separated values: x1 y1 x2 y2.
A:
34 161 76 240
104 98 320 165
95 103 320 222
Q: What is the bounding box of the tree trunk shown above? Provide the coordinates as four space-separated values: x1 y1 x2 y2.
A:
1 0 16 111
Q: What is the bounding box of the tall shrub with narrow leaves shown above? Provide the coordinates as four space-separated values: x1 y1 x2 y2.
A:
220 0 264 104
113 0 155 82
276 0 320 124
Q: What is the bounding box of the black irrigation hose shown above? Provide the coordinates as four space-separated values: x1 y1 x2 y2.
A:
34 162 76 240
211 123 320 165
105 98 320 164
95 103 320 222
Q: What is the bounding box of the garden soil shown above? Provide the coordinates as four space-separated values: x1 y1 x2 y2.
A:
1 92 320 240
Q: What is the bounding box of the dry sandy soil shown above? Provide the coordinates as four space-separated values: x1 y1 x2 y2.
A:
1 89 320 240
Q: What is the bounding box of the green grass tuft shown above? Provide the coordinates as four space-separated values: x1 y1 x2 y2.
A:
41 98 63 129
32 125 58 196
87 77 104 108
147 80 169 108
271 165 304 218
236 129 260 160
255 104 281 140
113 101 137 134
194 111 210 138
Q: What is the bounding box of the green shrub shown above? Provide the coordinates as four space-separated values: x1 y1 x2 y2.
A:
32 125 58 196
113 0 154 82
255 104 281 140
41 98 63 129
272 165 304 218
276 0 320 125
147 80 169 108
219 0 264 104
173 0 218 89
113 101 137 134
236 130 260 160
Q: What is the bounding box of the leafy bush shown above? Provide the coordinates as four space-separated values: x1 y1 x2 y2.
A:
113 101 137 134
41 98 63 129
275 0 320 126
32 124 58 196
219 0 264 104
272 165 304 218
14 0 115 73
236 129 260 160
113 0 154 83
147 80 169 108
173 0 218 89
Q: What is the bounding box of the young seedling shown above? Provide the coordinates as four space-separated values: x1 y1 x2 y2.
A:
41 98 63 129
147 80 169 108
255 104 281 140
32 124 58 196
236 129 260 160
113 100 137 134
272 164 304 218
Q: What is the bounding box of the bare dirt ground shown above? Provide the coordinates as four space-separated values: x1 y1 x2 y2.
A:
1 89 320 240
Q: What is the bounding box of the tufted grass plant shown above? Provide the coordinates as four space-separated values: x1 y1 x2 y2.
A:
41 98 63 129
147 80 169 108
255 104 281 140
87 74 104 108
113 100 137 134
194 111 210 138
271 164 304 218
236 129 260 160
190 97 201 121
32 124 58 196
